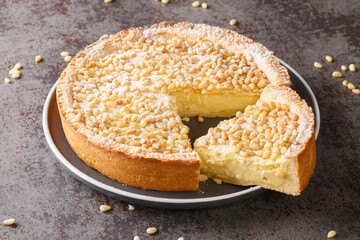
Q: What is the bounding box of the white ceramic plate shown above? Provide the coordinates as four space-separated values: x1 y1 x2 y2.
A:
43 58 320 209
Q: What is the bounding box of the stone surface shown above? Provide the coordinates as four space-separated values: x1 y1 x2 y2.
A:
0 0 359 239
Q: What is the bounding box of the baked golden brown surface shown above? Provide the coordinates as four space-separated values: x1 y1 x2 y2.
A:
55 22 314 193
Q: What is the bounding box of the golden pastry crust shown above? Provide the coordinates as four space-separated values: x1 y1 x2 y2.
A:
57 22 293 191
60 113 200 191
260 85 316 195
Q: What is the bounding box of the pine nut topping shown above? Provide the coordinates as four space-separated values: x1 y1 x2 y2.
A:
199 174 208 181
342 80 348 86
146 227 157 235
61 51 70 57
341 65 347 71
192 1 200 7
35 55 42 62
63 25 271 157
197 116 204 122
64 56 72 62
201 3 208 8
104 0 112 3
100 204 112 212
134 236 140 240
347 83 355 90
4 78 11 84
349 64 356 72
213 177 222 184
325 55 333 62
327 230 336 239
332 71 342 78
128 204 135 211
230 19 237 26
314 62 323 68
197 100 299 162
3 218 15 226
352 89 360 94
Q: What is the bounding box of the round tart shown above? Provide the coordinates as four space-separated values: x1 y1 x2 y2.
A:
56 22 314 193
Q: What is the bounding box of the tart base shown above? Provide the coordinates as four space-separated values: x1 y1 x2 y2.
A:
195 134 316 195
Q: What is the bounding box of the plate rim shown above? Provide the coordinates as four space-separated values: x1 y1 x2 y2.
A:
42 58 320 205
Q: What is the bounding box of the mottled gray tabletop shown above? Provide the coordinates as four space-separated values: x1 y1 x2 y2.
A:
1 0 359 239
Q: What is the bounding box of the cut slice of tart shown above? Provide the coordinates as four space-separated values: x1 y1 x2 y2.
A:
57 22 291 191
194 85 316 195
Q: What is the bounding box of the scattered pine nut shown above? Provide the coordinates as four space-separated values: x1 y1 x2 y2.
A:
146 227 157 235
352 89 360 95
12 72 21 79
4 78 11 84
3 218 15 226
14 63 22 70
199 174 208 181
314 62 323 68
104 0 112 3
201 3 208 9
64 56 72 62
332 71 342 78
100 204 112 212
341 65 347 71
128 204 135 211
178 237 185 240
325 55 333 62
213 177 222 184
197 116 204 122
35 55 42 62
61 51 70 57
349 64 356 72
182 117 190 122
162 0 169 4
230 19 237 26
192 1 200 7
134 236 140 240
342 80 348 86
11 69 20 75
327 230 336 239
347 83 355 90
9 69 18 75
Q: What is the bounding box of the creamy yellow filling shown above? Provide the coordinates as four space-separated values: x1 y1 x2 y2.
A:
195 144 296 188
170 90 259 117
